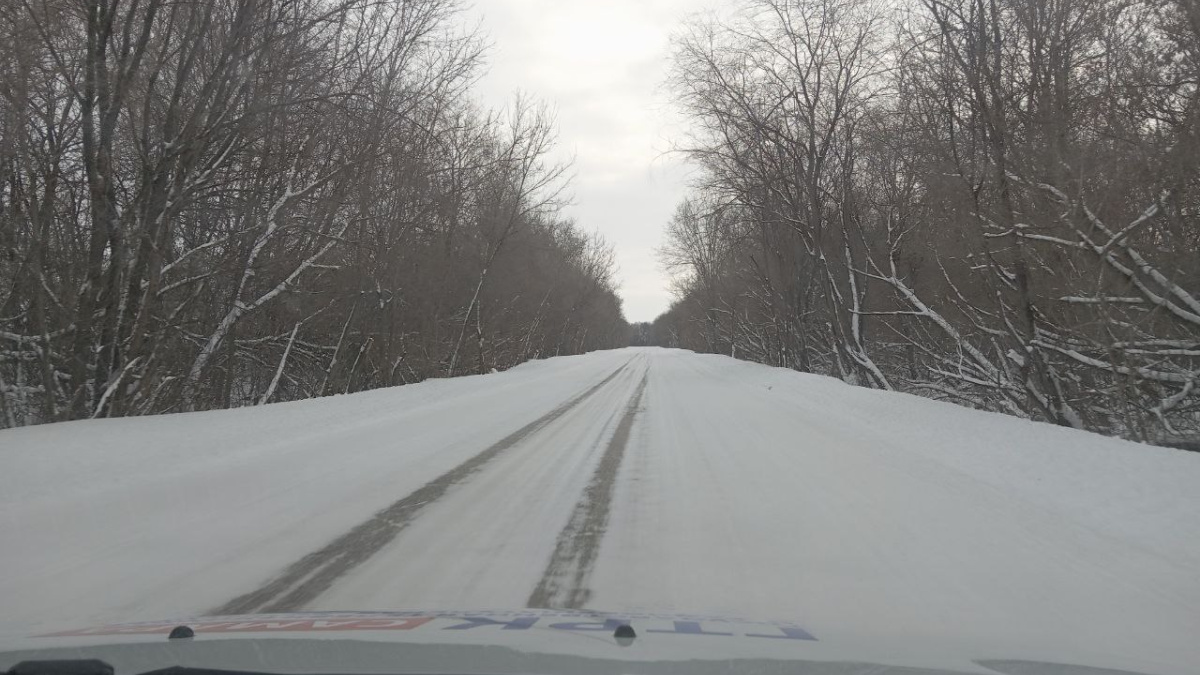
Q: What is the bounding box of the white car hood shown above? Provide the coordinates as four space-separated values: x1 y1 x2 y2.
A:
0 610 1171 675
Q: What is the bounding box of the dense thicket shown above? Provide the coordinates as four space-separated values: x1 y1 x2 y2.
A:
659 0 1199 444
0 0 626 427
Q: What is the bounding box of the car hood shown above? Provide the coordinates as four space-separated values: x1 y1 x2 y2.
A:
0 610 1174 675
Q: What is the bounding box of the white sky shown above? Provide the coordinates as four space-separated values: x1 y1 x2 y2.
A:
463 0 724 323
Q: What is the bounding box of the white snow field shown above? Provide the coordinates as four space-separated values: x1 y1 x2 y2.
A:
2 348 1199 672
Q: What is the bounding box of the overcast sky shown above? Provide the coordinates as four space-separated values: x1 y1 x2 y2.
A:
462 0 724 323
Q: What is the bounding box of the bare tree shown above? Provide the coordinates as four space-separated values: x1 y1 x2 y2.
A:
0 0 628 428
662 0 1199 443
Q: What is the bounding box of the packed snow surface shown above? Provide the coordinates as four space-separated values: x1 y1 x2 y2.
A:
3 348 1198 672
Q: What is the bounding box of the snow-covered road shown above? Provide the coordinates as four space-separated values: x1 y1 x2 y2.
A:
3 348 1199 672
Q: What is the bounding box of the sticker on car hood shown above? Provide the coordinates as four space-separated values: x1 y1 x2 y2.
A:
37 609 816 641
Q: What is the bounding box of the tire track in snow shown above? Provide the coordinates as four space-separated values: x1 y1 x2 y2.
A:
211 360 634 615
526 368 648 609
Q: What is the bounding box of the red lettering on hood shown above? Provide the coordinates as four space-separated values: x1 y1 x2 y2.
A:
39 617 436 637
